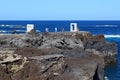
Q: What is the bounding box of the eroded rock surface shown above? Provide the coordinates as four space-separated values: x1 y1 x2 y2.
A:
0 31 118 80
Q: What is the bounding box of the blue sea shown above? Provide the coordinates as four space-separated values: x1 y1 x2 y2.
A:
0 20 120 80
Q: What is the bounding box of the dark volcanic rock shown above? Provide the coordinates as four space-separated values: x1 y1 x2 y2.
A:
11 61 42 80
0 31 118 80
85 37 117 65
0 65 11 80
11 54 66 80
62 51 104 80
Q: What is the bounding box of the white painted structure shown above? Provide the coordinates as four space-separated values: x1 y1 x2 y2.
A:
45 28 49 32
55 27 57 32
70 23 77 32
26 24 34 32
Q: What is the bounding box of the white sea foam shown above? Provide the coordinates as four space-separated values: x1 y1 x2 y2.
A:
0 24 11 27
36 30 40 32
16 30 25 32
0 30 7 33
96 25 118 27
105 76 109 80
1 24 5 27
104 35 120 38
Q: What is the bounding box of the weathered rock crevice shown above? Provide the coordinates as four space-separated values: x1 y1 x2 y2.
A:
93 65 100 80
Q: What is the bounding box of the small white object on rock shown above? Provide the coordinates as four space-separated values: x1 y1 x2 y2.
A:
53 73 59 76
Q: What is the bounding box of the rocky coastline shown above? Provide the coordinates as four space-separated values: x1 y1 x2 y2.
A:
0 30 118 80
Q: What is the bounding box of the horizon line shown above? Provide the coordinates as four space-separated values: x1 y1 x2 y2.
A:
0 20 120 21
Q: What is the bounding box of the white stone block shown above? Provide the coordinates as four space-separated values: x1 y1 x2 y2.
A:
70 23 77 32
26 24 34 32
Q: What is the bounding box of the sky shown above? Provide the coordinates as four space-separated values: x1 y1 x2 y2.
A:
0 0 120 20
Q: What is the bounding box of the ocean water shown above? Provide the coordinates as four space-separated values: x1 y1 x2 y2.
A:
105 38 120 80
0 20 120 80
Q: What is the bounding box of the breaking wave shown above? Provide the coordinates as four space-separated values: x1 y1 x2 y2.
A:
104 35 120 38
105 76 109 80
96 25 118 27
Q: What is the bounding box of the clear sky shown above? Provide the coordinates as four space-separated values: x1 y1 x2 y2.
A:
0 0 120 20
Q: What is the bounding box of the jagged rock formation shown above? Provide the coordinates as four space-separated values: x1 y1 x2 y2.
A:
0 31 118 80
